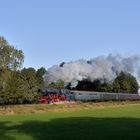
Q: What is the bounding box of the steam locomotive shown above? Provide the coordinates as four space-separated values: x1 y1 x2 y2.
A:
39 88 140 104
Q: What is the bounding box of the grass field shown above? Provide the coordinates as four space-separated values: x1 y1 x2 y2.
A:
0 102 140 140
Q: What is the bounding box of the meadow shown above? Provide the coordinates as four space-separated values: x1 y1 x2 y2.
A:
0 102 140 140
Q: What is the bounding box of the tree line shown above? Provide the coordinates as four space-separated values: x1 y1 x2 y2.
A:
70 72 139 93
0 37 46 104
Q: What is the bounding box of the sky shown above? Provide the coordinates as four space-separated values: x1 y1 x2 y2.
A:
0 0 140 69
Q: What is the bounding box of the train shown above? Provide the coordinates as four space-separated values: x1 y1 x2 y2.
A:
71 90 140 101
38 88 140 104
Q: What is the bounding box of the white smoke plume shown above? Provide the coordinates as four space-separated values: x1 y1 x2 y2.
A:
44 54 140 88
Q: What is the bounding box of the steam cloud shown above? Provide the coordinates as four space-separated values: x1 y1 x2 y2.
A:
44 54 140 87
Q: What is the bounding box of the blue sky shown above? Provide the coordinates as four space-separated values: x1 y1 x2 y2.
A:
0 0 140 69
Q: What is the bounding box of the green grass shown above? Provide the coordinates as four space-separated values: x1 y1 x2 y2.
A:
0 103 140 140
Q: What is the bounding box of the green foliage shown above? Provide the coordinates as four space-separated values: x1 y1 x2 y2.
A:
36 67 46 89
1 67 42 105
19 68 39 103
0 36 24 71
0 37 40 104
0 69 11 93
48 80 64 89
0 36 24 91
113 72 139 93
0 36 25 104
20 68 38 93
4 72 23 104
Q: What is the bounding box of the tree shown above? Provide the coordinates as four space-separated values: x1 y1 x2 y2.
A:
36 67 46 89
0 36 24 71
4 71 24 104
11 67 39 104
3 67 42 104
112 72 139 93
0 36 24 91
48 80 64 89
20 68 38 93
